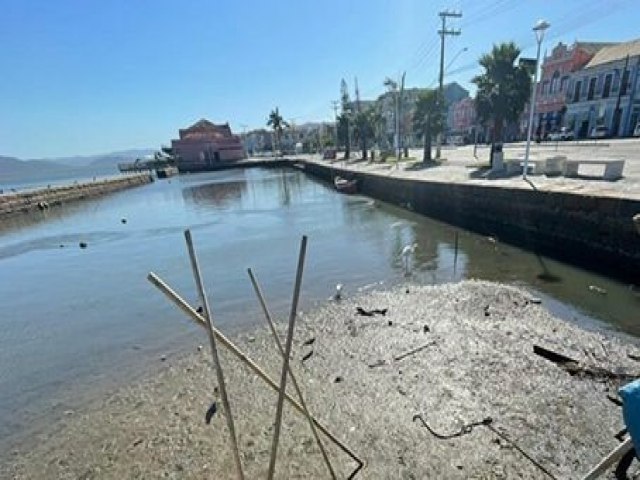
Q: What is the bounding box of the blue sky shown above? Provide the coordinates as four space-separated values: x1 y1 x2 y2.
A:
1 0 638 158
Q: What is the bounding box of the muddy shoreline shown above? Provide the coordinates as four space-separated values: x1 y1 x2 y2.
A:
3 280 639 478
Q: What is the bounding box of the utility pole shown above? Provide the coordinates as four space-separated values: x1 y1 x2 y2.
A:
436 10 462 159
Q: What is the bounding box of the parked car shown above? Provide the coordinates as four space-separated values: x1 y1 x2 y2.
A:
590 125 609 139
548 127 574 141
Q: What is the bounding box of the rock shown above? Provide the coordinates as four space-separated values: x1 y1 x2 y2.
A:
388 320 393 326
121 218 127 224
79 241 88 249
423 324 430 333
334 376 343 383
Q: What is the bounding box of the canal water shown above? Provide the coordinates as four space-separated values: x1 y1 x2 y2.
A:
0 167 638 445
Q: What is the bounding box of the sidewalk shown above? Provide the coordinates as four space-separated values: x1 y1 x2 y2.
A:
298 138 640 201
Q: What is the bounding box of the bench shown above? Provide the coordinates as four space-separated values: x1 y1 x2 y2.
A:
504 156 567 176
563 159 625 181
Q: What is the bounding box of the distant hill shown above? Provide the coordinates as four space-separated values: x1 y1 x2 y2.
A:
0 148 154 189
44 149 156 169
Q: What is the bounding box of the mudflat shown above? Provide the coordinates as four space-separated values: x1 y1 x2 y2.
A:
3 281 639 479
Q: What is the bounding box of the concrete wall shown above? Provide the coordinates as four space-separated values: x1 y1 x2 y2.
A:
303 161 640 283
0 174 153 218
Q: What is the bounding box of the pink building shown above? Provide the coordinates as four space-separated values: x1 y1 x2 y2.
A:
451 97 476 133
535 41 612 136
171 119 245 172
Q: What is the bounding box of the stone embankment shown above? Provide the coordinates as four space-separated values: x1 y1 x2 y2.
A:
0 174 153 218
301 159 640 284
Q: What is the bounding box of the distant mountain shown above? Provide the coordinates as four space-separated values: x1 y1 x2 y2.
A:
44 149 156 168
0 148 154 189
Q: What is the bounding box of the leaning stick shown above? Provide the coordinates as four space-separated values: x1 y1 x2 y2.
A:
581 436 634 480
146 272 364 477
248 268 336 479
267 236 307 480
184 230 244 480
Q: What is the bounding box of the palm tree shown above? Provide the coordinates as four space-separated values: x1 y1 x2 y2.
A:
267 107 288 156
413 89 443 163
353 108 376 160
472 42 531 165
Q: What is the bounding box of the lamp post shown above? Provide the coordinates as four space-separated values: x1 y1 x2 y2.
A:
523 19 550 179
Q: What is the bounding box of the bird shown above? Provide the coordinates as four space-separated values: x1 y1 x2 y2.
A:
334 284 343 301
401 243 418 276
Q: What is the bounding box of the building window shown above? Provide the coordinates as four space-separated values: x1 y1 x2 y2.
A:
550 71 560 94
612 69 620 93
621 69 630 95
541 81 549 95
560 76 569 92
587 77 596 100
573 81 582 102
603 74 612 98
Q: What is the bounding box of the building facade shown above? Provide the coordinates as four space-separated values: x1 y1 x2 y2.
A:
535 42 612 137
171 119 245 172
451 97 476 135
565 38 640 138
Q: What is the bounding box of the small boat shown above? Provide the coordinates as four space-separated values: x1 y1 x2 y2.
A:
334 176 357 194
156 166 179 179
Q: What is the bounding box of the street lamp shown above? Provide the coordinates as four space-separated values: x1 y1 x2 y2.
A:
523 19 550 179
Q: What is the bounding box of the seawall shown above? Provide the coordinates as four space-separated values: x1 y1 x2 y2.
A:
302 160 640 284
0 173 153 218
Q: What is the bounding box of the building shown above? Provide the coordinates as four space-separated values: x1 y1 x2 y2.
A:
535 41 613 137
565 38 640 138
377 82 469 148
171 119 245 172
451 97 477 136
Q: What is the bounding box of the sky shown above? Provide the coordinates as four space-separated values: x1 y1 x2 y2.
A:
1 0 638 159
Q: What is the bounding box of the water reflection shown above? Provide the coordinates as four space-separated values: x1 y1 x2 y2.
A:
182 179 247 208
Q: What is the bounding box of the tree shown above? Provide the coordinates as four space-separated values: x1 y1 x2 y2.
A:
267 107 289 156
353 108 376 160
413 89 443 163
339 79 352 159
337 113 350 157
472 42 531 165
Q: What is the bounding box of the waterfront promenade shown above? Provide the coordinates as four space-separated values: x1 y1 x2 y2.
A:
295 137 640 201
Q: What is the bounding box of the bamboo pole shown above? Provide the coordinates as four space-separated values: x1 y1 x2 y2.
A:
183 230 244 480
581 436 634 480
146 272 364 478
248 268 336 479
267 236 307 480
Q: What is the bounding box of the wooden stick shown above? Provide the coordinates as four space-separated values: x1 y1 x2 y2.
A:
146 272 364 478
581 436 634 480
393 342 436 362
248 268 336 479
184 230 244 480
267 235 307 480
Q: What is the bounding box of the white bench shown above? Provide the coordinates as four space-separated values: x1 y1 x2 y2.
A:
563 159 625 181
504 156 567 176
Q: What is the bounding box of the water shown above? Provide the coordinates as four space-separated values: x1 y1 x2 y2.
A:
1 167 638 445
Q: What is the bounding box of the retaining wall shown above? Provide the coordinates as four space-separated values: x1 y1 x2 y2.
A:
0 174 153 218
303 161 640 284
